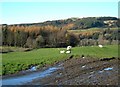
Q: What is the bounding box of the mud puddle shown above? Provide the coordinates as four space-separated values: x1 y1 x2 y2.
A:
28 57 119 85
1 65 63 85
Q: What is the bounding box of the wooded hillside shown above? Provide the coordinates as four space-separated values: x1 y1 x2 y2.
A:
1 17 119 48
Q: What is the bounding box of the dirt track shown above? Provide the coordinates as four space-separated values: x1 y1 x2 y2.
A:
27 57 119 85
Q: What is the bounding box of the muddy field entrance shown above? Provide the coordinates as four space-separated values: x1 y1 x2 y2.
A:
26 57 119 85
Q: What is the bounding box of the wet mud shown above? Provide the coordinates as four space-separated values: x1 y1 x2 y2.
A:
27 57 119 85
2 57 119 86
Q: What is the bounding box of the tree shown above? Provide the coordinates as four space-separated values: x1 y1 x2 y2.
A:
6 29 14 46
66 33 79 47
36 35 44 47
2 24 8 45
25 37 33 48
98 34 104 45
19 30 28 47
92 33 99 40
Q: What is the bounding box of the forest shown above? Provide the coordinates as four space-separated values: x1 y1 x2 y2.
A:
1 17 120 48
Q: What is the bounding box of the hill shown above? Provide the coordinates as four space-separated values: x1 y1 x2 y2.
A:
1 17 119 48
2 16 119 30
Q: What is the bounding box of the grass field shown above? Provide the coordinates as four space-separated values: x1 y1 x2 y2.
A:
68 28 118 34
1 45 118 75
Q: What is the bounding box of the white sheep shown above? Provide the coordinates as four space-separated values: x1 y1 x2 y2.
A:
60 50 65 54
98 45 103 48
66 50 71 54
67 46 72 50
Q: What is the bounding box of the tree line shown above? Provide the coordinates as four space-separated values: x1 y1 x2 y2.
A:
1 24 119 48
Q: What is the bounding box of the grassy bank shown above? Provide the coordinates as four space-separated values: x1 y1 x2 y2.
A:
1 45 118 75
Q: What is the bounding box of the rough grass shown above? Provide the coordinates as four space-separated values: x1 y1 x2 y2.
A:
68 28 118 34
1 45 118 75
0 46 33 53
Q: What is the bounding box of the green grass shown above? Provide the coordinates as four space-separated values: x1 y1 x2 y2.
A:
1 48 70 75
1 45 118 75
71 45 118 58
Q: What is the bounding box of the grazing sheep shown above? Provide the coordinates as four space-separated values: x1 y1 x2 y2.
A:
67 46 72 50
60 50 65 54
98 45 103 48
66 50 71 54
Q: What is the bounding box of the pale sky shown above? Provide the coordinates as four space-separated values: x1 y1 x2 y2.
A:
0 1 118 24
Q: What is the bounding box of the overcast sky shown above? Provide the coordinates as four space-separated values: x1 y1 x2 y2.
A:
0 1 118 24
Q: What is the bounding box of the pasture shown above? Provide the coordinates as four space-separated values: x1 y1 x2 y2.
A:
67 27 118 34
1 45 118 75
